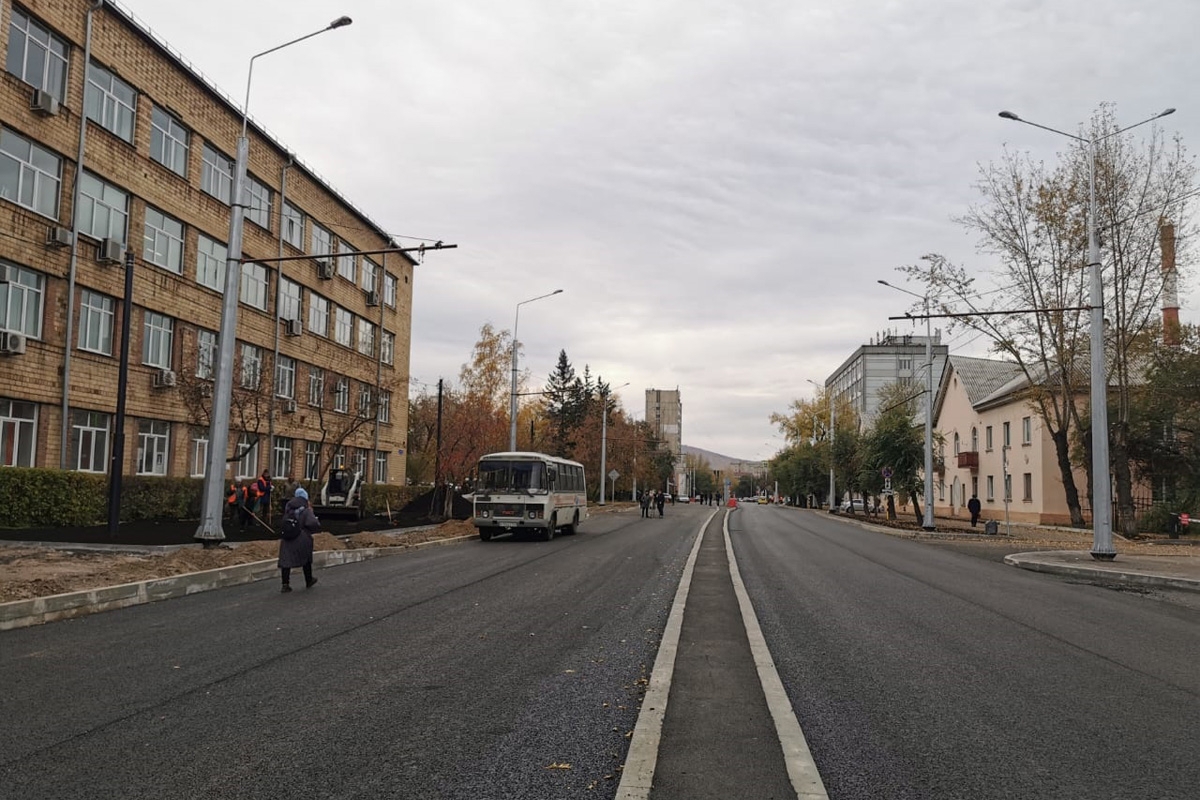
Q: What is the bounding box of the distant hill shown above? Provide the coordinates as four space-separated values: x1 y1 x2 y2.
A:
681 445 755 475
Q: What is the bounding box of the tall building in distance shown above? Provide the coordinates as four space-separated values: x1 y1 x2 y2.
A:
826 330 949 429
645 388 685 494
0 0 413 485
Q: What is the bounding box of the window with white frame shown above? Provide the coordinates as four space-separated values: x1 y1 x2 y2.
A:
70 410 109 472
240 343 262 389
1023 473 1033 502
361 258 378 293
986 475 994 502
333 376 349 413
1004 474 1012 502
240 261 268 310
196 234 226 292
6 8 68 99
898 356 912 372
141 310 174 369
1003 421 1011 447
272 436 293 478
357 318 375 357
78 288 113 355
308 366 324 406
282 201 304 249
334 307 352 347
0 128 61 218
196 328 216 379
143 206 184 273
352 449 366 477
971 427 978 452
150 105 189 177
985 425 993 451
377 390 391 423
244 173 272 229
235 433 258 479
190 430 208 477
136 419 170 475
78 172 129 243
374 450 388 484
278 276 302 321
336 238 356 281
275 354 296 399
308 294 329 337
84 62 136 142
0 399 37 467
0 262 45 337
311 223 332 261
357 384 372 418
332 446 346 469
201 142 233 203
304 441 320 481
1022 416 1032 445
953 431 960 456
381 331 394 365
384 273 397 307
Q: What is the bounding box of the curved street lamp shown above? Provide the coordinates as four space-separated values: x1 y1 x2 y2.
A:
598 381 630 505
509 289 563 451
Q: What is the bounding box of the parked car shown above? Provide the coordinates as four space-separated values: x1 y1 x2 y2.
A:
839 499 866 513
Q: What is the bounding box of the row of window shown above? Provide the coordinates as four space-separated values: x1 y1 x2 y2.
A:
0 261 397 367
5 7 397 291
942 475 1035 505
952 418 1035 455
0 399 390 482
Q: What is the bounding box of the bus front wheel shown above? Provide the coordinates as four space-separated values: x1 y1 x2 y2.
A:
479 527 494 542
542 515 556 542
562 512 579 535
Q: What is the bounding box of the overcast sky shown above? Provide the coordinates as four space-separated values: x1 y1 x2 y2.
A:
129 0 1200 462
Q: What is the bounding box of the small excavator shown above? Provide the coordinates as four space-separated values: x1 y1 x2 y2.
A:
314 467 364 520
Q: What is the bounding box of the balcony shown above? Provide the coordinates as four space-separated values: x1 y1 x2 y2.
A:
956 451 979 470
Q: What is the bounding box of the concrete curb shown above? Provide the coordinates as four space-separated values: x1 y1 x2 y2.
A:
0 534 474 632
1003 551 1200 594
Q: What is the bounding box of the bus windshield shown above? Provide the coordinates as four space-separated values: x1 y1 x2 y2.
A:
478 460 548 493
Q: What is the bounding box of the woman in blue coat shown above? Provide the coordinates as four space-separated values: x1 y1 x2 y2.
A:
278 487 321 592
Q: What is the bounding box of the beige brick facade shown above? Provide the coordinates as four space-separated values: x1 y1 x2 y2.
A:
0 0 412 486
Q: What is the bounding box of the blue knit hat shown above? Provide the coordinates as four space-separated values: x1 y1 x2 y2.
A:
294 487 309 501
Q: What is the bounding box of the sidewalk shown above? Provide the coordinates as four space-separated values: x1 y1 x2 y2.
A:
1003 550 1200 593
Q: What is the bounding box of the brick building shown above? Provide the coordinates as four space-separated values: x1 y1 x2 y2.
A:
0 0 413 485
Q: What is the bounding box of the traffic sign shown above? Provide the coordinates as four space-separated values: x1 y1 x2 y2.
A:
881 467 893 479
608 470 619 481
1181 513 1190 527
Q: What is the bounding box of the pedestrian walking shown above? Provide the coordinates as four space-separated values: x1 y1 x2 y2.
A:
254 469 273 521
656 490 666 517
967 494 982 528
278 487 321 593
640 490 651 518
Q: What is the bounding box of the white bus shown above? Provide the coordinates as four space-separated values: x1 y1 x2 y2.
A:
472 451 588 541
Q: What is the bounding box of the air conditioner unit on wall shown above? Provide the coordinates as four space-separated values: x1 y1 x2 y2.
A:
365 289 380 307
152 369 177 388
285 318 303 337
46 226 71 247
316 260 334 280
97 238 123 264
30 89 60 116
283 399 297 413
0 331 27 355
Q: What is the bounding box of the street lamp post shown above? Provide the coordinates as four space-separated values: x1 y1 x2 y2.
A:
195 17 353 544
509 289 563 451
598 381 629 505
878 279 936 530
1000 107 1175 560
807 378 835 510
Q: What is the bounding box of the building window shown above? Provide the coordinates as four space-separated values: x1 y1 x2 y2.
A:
971 476 978 499
311 223 332 260
240 262 268 310
308 366 325 407
84 62 136 143
1004 474 1012 502
0 128 61 218
235 433 258 479
190 430 208 477
141 311 174 369
304 441 320 481
196 328 217 379
143 206 184 273
898 356 912 372
6 7 68 99
279 277 302 321
78 289 114 355
244 173 272 229
1022 416 1032 445
201 143 233 203
282 201 304 249
196 234 226 292
0 262 45 338
374 451 388 484
275 354 296 399
150 105 189 177
136 419 170 475
1023 473 1033 502
985 425 993 452
352 449 367 477
357 384 372 418
362 258 378 293
70 410 110 472
378 390 391 423
953 432 960 456
938 480 945 502
332 446 346 469
240 343 262 389
78 172 129 243
334 307 352 347
1002 421 1011 447
986 475 994 502
357 318 375 357
970 427 978 452
381 331 394 365
384 273 397 307
272 436 293 478
308 294 329 337
333 376 349 413
336 238 356 282
0 399 37 467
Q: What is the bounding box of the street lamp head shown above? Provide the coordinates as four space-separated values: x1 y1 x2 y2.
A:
329 16 353 28
877 279 891 287
1158 108 1176 118
552 289 563 295
998 110 1020 121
